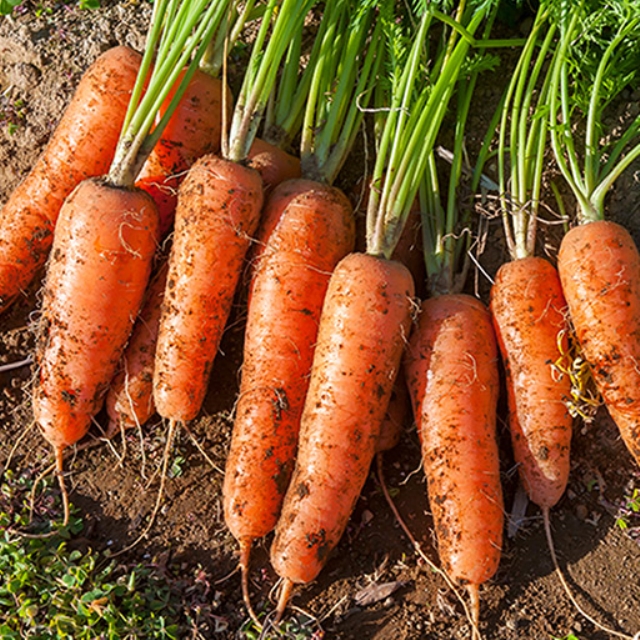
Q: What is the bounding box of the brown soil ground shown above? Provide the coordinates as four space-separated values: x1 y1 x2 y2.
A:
1 3 639 639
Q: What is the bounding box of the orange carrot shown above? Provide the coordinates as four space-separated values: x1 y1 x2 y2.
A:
0 46 141 313
491 257 572 508
153 155 263 422
487 11 572 512
33 178 158 453
558 220 640 464
223 179 354 568
105 261 168 438
404 294 503 628
136 69 231 237
270 253 414 603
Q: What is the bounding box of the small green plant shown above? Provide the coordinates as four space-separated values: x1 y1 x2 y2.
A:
550 634 580 640
615 487 640 531
0 469 224 638
0 0 20 15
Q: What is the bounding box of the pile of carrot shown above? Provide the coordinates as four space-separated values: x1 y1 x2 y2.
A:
3 0 640 638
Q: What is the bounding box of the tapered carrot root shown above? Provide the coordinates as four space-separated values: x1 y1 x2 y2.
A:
490 257 572 508
33 178 159 451
136 70 231 237
404 294 503 630
558 220 640 464
153 154 263 423
224 180 355 546
270 253 414 595
0 46 142 312
105 261 169 437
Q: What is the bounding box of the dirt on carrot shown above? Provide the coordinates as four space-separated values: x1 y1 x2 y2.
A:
1 5 640 640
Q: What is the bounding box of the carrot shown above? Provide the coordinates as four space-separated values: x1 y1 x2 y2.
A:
152 155 263 422
29 0 228 531
558 220 640 463
548 3 640 468
246 137 301 193
152 0 314 428
222 2 380 624
491 258 571 506
34 180 158 452
404 294 503 626
270 252 414 588
489 9 572 512
0 45 141 314
105 261 168 438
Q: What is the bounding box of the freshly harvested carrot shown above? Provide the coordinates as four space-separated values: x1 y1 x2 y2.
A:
491 258 571 507
246 137 301 193
0 45 141 313
489 10 572 511
34 180 158 450
548 4 640 469
270 252 414 591
558 220 640 464
105 261 168 438
153 155 263 422
404 294 503 624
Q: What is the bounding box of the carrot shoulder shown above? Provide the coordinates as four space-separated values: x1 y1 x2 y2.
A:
490 256 572 508
404 294 503 593
153 154 263 423
558 219 640 464
34 178 158 451
271 253 414 586
0 46 141 312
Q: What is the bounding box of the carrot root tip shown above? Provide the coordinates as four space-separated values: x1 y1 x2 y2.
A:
239 539 262 630
274 578 295 625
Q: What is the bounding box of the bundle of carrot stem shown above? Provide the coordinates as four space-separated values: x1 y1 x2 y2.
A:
29 0 230 531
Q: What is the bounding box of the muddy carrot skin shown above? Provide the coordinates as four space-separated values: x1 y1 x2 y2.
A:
33 178 158 451
224 180 355 546
0 46 142 312
153 154 263 423
404 294 503 601
136 70 230 237
558 220 640 464
491 256 572 508
105 261 168 437
271 253 414 586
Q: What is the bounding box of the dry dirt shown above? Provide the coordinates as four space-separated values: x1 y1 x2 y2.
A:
1 2 639 639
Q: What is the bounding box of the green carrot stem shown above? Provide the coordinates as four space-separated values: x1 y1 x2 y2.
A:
226 0 316 163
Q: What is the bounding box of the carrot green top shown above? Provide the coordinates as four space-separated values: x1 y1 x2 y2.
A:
548 0 640 224
224 0 316 164
108 0 232 187
497 3 557 261
298 0 382 185
366 0 499 273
